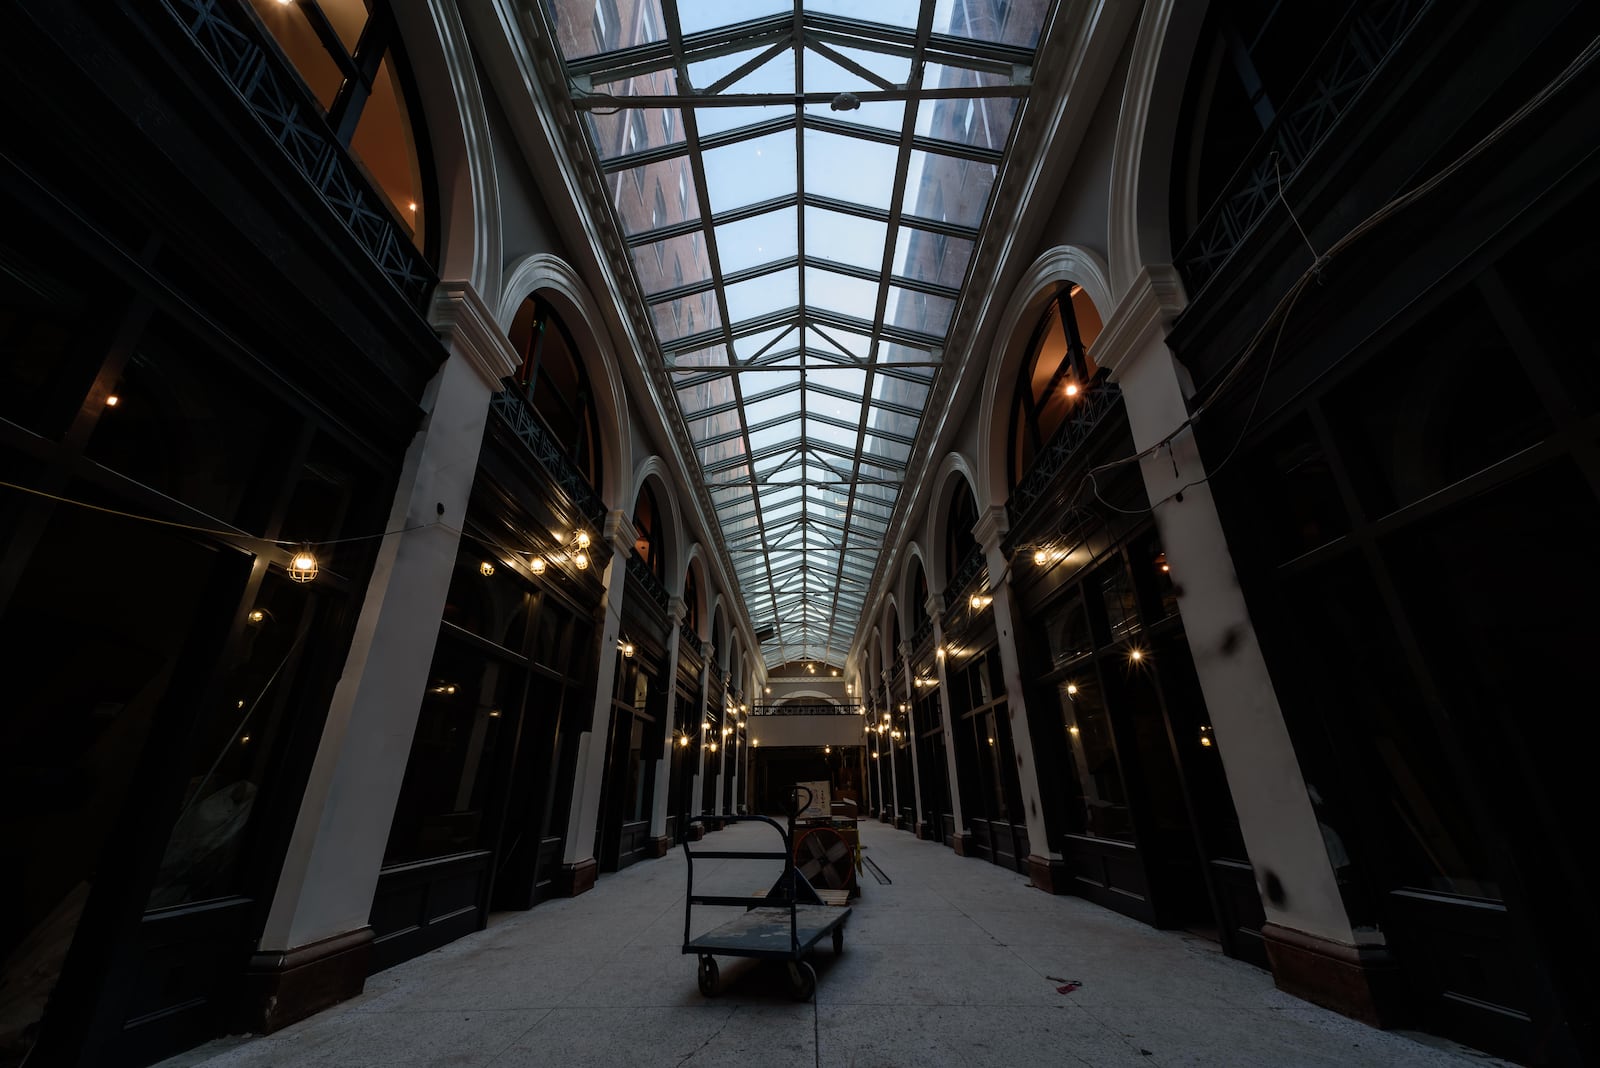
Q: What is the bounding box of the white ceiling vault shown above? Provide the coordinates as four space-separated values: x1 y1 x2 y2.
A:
532 0 1057 668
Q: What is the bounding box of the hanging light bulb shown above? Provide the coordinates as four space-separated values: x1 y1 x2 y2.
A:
530 556 547 575
1033 548 1048 566
575 531 591 549
619 640 635 657
247 609 265 624
1066 682 1078 696
288 546 318 583
678 735 690 748
479 561 496 576
1064 382 1079 397
574 551 589 570
824 745 831 754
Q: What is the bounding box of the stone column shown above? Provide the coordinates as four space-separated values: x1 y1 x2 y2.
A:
646 597 685 857
557 511 635 896
927 593 968 852
974 507 1059 890
690 657 709 825
1105 265 1376 1018
881 671 900 824
251 282 517 1032
898 639 925 835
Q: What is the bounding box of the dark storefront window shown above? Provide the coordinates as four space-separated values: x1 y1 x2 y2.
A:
1056 672 1132 842
1009 284 1104 490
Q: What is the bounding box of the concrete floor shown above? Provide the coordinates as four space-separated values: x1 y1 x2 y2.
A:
163 821 1507 1067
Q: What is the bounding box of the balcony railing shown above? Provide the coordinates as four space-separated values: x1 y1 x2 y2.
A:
680 629 704 658
162 0 436 308
489 387 608 531
942 545 986 613
750 703 863 716
1005 371 1123 532
1174 0 1434 297
910 613 934 654
625 551 671 613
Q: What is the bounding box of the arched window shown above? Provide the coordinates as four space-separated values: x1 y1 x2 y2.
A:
1171 0 1357 248
633 482 665 582
944 480 979 583
243 0 430 251
1008 284 1103 491
909 556 929 619
507 297 604 497
683 566 700 638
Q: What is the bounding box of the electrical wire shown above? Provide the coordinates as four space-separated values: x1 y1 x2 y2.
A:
1026 31 1600 535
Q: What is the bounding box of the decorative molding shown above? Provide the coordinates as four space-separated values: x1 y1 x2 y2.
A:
972 505 1011 557
162 0 434 307
1093 264 1189 378
603 509 638 557
430 280 520 390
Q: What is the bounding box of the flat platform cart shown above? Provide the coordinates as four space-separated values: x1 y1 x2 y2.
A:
681 793 850 1001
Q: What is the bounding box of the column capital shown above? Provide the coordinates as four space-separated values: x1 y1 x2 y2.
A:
896 640 912 660
1095 264 1187 381
603 510 637 556
667 596 688 627
923 594 942 621
429 280 520 390
973 505 1010 556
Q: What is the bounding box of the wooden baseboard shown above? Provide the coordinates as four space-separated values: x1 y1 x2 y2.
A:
239 927 372 1034
1261 923 1401 1027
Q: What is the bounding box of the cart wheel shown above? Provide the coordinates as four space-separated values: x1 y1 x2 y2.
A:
697 955 720 997
832 926 845 954
786 960 817 1002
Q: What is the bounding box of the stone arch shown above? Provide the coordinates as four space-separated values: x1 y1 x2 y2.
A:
900 542 931 628
628 457 685 592
925 453 981 590
773 690 841 708
976 245 1115 510
682 544 710 636
496 254 631 507
392 0 501 300
1108 0 1211 298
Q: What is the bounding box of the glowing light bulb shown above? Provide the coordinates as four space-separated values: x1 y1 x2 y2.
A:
678 735 689 748
1069 725 1080 735
1033 549 1048 566
479 561 495 576
248 609 265 624
620 641 635 657
288 548 318 583
1129 648 1144 662
104 394 120 407
574 551 589 570
824 745 831 754
530 556 546 575
1066 682 1078 696
575 531 591 549
1064 382 1079 397
1200 736 1213 747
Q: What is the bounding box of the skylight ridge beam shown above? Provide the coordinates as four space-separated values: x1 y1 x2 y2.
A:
821 0 935 659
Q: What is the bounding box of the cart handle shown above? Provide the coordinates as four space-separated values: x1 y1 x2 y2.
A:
682 813 802 954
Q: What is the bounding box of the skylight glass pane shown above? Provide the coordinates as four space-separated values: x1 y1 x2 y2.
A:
650 290 722 344
804 0 921 30
703 130 797 214
675 373 732 418
903 151 995 230
805 207 887 272
804 267 879 323
610 158 701 236
803 130 897 210
677 0 790 35
632 231 712 295
885 286 954 337
667 342 731 369
802 100 906 135
586 108 685 161
933 0 1045 46
696 104 792 138
715 208 797 274
743 390 800 427
917 71 1020 147
893 225 973 289
810 323 871 360
557 0 664 59
688 41 795 96
725 266 799 324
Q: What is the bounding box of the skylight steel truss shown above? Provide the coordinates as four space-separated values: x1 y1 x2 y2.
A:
546 0 1046 667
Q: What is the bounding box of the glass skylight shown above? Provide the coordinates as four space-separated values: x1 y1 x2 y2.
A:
547 0 1048 667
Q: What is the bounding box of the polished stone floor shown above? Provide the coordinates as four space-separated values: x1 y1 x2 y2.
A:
163 821 1506 1067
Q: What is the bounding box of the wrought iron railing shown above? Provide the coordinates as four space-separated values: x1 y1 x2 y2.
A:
625 551 671 613
750 703 863 716
489 387 608 530
680 629 704 658
910 613 934 653
1174 0 1433 296
942 545 986 612
162 0 436 307
1005 372 1123 531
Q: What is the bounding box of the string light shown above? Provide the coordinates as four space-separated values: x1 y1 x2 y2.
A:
969 592 992 610
936 646 946 659
678 735 690 748
479 561 495 576
288 547 318 583
1129 648 1144 662
530 556 546 575
575 531 591 549
1069 724 1080 735
618 640 635 657
824 745 831 754
1033 549 1048 566
1066 682 1078 696
104 394 120 407
574 551 589 570
247 610 265 624
1064 382 1079 397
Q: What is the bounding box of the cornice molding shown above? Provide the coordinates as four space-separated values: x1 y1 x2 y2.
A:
429 279 519 389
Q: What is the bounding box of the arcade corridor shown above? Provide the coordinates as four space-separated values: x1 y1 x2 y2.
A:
161 823 1501 1068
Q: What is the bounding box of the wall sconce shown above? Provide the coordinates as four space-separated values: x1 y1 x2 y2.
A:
969 592 992 610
